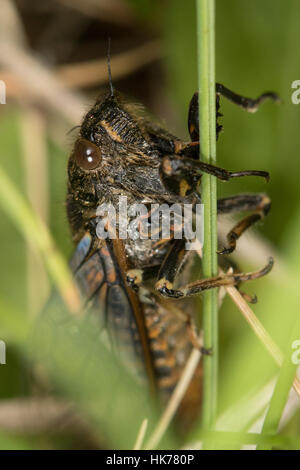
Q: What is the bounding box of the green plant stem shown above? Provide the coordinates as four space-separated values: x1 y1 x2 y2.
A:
258 316 300 450
0 165 81 314
196 0 218 429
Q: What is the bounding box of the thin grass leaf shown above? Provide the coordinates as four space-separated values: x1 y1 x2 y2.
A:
196 0 218 429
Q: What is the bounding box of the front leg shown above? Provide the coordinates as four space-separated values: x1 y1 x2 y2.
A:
188 83 280 142
160 154 269 195
155 240 274 299
217 193 271 255
126 265 160 292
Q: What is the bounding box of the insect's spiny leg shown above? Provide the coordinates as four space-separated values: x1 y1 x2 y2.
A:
228 170 270 182
238 291 258 304
216 83 281 113
156 258 274 299
218 213 262 255
217 193 271 255
161 155 270 183
187 84 279 143
126 265 160 291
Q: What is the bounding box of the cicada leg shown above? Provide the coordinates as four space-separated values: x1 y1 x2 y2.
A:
217 193 271 254
154 239 273 299
126 265 160 291
160 154 270 184
187 83 280 142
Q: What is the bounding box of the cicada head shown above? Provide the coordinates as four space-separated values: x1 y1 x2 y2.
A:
66 91 167 241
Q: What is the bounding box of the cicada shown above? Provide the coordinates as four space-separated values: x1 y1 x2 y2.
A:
67 82 278 426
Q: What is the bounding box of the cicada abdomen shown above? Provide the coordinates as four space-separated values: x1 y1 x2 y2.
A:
69 229 203 427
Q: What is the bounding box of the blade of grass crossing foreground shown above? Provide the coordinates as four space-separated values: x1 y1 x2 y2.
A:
196 0 218 431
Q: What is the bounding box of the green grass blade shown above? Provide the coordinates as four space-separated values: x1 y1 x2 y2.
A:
196 0 218 430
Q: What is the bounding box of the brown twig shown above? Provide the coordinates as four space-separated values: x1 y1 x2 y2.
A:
144 347 203 450
0 40 85 125
133 418 148 450
1 0 28 46
0 398 82 434
195 248 300 397
57 0 134 25
57 40 162 89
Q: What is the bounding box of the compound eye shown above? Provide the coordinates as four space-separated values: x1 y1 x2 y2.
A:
74 138 102 170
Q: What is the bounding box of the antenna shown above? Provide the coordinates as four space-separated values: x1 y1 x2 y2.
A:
107 37 114 97
66 125 81 135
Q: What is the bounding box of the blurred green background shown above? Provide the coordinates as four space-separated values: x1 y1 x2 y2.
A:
0 0 299 449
